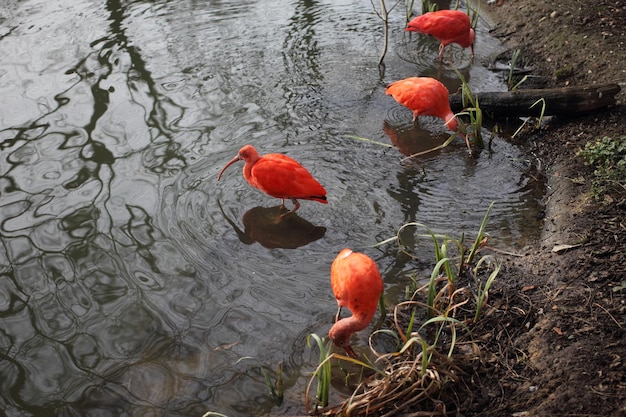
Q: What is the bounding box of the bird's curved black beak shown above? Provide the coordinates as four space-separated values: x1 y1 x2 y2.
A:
217 154 242 181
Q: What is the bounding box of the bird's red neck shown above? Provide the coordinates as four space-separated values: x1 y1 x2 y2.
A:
444 113 458 131
328 313 375 350
241 150 261 184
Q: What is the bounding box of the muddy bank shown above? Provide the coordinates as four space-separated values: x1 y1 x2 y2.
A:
469 0 625 415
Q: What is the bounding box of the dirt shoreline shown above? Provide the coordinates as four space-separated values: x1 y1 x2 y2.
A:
470 1 625 416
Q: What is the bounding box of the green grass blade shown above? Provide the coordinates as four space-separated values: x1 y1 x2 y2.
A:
307 333 332 407
345 134 394 148
427 257 450 314
419 337 431 374
465 201 494 264
473 255 501 321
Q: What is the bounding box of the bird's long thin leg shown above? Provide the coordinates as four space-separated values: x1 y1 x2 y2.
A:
438 44 444 61
335 306 343 323
275 199 289 222
289 198 300 213
344 345 358 359
278 198 300 219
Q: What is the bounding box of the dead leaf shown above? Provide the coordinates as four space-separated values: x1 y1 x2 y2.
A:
552 243 584 253
214 342 239 351
553 327 563 336
521 285 535 292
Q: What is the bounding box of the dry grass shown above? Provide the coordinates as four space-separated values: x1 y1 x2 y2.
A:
306 206 506 416
307 283 483 416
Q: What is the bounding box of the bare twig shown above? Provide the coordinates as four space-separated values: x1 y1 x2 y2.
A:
378 0 389 72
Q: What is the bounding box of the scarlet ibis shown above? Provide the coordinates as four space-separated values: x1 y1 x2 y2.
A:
386 77 474 153
406 10 475 61
329 248 383 358
386 77 458 131
217 145 327 214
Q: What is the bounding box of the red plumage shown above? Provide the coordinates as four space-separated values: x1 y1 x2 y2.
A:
406 10 475 60
385 77 458 131
329 249 383 358
218 145 327 213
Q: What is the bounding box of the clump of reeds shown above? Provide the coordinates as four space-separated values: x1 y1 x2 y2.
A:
450 68 485 150
306 203 499 416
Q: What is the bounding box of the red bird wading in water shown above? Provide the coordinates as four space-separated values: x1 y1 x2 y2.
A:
386 76 457 131
406 9 475 61
385 77 472 152
329 249 384 358
218 145 327 214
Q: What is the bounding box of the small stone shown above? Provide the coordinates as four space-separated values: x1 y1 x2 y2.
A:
550 11 559 19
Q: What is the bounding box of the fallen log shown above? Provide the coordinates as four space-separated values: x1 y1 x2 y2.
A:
449 82 621 118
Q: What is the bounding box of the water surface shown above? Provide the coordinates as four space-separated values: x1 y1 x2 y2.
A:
0 0 543 415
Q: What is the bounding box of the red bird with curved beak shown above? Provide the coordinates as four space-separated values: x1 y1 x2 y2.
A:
386 77 458 131
406 9 475 61
217 145 327 214
385 77 472 152
329 249 383 358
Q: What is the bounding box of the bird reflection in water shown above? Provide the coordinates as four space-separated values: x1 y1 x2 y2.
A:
219 203 326 249
383 119 454 158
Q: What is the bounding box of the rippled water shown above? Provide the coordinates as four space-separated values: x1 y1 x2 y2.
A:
0 0 543 416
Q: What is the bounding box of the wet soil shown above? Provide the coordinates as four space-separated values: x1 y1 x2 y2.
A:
466 0 626 415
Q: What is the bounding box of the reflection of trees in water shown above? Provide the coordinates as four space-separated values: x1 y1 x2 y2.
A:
0 20 187 249
281 0 326 130
0 1 205 414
